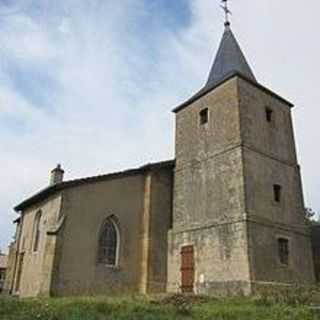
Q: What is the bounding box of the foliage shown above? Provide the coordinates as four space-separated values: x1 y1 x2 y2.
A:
251 284 320 307
0 294 318 320
305 207 320 225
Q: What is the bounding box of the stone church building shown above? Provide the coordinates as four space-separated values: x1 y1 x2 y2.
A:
4 23 316 297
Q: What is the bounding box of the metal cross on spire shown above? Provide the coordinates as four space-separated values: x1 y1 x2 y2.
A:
220 0 232 27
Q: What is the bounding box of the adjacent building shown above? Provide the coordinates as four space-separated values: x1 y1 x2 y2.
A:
0 252 7 293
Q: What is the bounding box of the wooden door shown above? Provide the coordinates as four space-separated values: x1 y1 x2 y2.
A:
180 245 194 293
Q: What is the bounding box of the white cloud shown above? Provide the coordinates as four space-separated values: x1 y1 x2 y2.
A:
0 0 320 251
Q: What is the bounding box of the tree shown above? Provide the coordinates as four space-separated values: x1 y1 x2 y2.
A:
305 207 320 225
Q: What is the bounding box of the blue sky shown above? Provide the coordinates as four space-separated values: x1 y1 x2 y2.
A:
0 0 320 251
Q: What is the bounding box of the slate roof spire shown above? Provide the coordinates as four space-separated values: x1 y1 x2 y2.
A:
206 24 257 88
173 5 261 113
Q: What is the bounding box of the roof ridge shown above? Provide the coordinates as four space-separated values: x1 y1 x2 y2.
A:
14 159 175 211
62 159 175 186
173 72 293 113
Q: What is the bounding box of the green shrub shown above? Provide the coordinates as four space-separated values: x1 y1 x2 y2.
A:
252 284 320 307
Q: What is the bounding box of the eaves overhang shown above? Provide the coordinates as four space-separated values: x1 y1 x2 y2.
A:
172 72 294 114
14 160 175 212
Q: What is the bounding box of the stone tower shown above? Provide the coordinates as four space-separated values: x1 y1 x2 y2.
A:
167 24 315 295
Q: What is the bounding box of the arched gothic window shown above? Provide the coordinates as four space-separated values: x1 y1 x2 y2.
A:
33 211 42 252
98 217 119 266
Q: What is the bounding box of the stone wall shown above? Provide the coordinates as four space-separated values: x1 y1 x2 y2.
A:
51 165 173 297
168 221 251 296
238 78 297 165
169 78 251 295
168 75 315 295
243 149 306 226
175 78 240 173
248 222 314 284
173 78 243 229
147 167 174 293
12 195 62 297
3 242 17 295
311 226 320 282
239 78 315 285
52 174 145 296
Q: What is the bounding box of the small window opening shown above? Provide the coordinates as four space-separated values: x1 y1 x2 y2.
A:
33 211 42 252
273 184 282 203
266 108 273 123
199 108 208 125
278 238 289 265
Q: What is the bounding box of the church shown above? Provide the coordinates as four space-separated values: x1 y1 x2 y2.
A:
4 14 317 297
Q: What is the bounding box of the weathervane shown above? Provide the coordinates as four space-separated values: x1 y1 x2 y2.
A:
220 0 232 27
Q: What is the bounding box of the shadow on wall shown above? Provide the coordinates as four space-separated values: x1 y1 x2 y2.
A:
0 253 8 293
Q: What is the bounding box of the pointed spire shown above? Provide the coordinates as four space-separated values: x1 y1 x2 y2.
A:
173 12 260 113
206 25 257 88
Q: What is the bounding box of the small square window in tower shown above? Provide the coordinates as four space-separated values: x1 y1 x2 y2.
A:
278 238 289 266
199 108 209 125
266 107 273 123
273 184 282 203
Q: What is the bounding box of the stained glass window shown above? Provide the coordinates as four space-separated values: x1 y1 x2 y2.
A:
99 218 118 266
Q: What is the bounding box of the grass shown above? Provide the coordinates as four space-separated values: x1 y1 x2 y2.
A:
0 294 318 320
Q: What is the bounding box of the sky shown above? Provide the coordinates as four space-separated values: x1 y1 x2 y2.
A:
0 0 319 252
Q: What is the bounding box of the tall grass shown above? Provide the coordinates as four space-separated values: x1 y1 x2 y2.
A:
0 294 317 320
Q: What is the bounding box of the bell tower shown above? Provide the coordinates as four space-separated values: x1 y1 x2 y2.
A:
167 15 315 295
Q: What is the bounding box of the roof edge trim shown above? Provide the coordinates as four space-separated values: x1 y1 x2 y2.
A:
14 159 175 212
172 73 294 113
